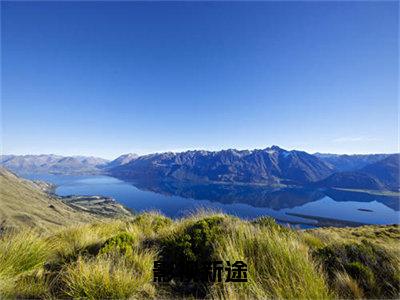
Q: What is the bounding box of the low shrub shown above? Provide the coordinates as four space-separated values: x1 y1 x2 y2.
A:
162 216 225 263
99 232 136 255
156 215 227 297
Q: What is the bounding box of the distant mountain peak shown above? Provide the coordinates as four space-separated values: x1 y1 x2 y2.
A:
116 153 138 159
270 145 283 150
105 153 138 169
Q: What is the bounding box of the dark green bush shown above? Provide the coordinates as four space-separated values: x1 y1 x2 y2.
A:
157 216 226 297
162 216 225 264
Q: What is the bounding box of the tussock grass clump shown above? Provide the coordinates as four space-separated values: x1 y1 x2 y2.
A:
332 271 364 299
50 220 127 253
62 251 156 299
0 230 50 276
313 240 400 298
211 220 330 299
131 212 173 234
0 231 52 298
0 268 51 299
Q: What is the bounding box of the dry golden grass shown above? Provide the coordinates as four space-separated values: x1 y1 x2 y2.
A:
0 210 398 299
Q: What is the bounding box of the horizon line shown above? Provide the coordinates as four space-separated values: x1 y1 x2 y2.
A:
1 146 398 160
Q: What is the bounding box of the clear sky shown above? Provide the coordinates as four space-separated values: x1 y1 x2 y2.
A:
1 1 398 159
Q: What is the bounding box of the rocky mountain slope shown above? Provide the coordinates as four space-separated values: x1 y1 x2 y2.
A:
104 153 138 170
316 154 399 191
110 146 334 185
109 148 399 191
314 153 391 172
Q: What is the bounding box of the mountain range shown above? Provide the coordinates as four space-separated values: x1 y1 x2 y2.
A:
0 154 109 175
110 146 333 186
1 147 398 192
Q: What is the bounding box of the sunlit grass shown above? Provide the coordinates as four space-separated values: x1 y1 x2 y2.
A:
62 251 156 299
0 230 50 276
0 212 398 299
211 220 330 299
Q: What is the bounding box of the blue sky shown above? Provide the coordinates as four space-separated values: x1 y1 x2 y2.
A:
1 1 398 159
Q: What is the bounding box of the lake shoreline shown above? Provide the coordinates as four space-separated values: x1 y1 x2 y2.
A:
20 173 400 228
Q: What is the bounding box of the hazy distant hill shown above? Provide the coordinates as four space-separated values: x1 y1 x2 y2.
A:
0 154 109 175
316 154 400 191
314 153 391 172
109 146 334 186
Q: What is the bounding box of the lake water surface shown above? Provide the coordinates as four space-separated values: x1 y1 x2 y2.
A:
23 174 399 227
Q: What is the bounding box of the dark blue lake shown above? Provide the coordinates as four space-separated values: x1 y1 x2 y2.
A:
22 174 399 227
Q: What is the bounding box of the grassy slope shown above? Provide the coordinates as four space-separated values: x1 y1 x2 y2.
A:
0 167 99 232
0 211 398 299
309 223 400 247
